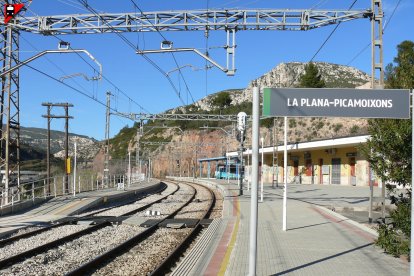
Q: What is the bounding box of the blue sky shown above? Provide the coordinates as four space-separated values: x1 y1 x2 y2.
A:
15 0 414 140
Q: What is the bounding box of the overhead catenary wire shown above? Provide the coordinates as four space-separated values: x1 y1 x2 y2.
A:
23 62 121 115
57 0 90 13
346 0 403 66
19 35 92 100
20 9 151 114
310 0 329 10
309 0 358 62
128 0 196 105
285 0 359 88
77 0 187 106
383 0 403 31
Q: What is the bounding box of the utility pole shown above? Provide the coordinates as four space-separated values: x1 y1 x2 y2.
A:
104 91 111 187
64 105 70 193
42 103 73 195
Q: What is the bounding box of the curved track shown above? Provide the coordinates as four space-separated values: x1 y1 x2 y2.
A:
0 181 176 270
0 180 221 275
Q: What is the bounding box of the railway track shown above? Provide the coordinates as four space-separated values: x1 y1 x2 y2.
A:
0 181 171 245
0 180 221 275
68 180 215 276
0 181 176 269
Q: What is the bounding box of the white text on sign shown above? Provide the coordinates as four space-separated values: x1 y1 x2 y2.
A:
287 98 393 108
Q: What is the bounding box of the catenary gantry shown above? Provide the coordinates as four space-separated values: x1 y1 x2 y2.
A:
115 112 239 122
10 9 371 34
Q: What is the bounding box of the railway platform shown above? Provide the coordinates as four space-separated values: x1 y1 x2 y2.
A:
172 178 409 276
0 180 162 238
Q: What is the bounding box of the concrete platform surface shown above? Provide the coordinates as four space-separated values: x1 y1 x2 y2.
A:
176 179 408 276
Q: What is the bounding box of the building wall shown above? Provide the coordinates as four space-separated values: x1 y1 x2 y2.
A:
245 146 374 186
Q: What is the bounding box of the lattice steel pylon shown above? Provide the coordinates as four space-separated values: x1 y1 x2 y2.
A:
0 0 31 203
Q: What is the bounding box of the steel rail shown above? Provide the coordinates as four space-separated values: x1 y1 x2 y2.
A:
0 182 169 245
118 182 179 217
0 220 71 248
0 182 177 269
150 181 216 275
0 221 111 269
66 181 197 276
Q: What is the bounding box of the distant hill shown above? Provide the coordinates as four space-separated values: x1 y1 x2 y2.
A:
16 126 100 160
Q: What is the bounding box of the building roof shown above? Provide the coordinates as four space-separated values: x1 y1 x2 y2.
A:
198 156 227 162
227 135 369 157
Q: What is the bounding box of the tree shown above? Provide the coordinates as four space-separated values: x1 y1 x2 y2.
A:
298 62 326 88
384 40 414 89
212 92 232 108
363 40 414 257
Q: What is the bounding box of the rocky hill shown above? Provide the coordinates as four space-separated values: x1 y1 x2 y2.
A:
163 61 370 143
172 62 371 112
110 62 372 177
19 127 100 160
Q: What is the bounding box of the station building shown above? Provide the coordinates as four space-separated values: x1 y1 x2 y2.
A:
227 135 379 187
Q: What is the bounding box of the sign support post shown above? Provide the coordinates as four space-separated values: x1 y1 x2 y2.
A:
283 116 288 231
411 90 414 276
248 87 259 276
260 137 264 202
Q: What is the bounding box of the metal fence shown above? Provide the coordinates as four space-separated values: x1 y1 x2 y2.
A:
0 173 145 209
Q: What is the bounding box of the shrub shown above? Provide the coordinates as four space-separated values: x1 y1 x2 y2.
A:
289 119 297 128
350 125 360 134
333 123 343 133
316 121 324 130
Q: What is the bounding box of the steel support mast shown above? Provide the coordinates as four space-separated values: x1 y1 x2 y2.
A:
1 0 24 204
371 0 384 89
135 120 143 174
104 91 111 187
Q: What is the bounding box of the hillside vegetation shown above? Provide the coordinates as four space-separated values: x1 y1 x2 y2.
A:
109 61 371 161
